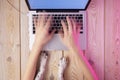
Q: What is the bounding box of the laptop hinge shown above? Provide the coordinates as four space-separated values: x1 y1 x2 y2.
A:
36 9 80 13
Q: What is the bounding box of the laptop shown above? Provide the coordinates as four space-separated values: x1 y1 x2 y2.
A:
26 0 90 50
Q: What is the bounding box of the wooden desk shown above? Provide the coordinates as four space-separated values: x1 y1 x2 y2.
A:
0 0 120 80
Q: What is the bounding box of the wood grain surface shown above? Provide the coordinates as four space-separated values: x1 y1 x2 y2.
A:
105 0 120 80
20 0 29 79
86 0 104 80
0 0 20 80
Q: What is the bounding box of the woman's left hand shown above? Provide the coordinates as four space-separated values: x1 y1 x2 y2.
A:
33 15 55 48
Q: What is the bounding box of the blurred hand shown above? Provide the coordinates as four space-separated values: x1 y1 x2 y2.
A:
60 16 80 50
33 15 55 48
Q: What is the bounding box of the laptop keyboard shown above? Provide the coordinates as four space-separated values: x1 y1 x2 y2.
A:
32 13 84 34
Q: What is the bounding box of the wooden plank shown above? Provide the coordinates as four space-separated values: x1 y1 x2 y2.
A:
20 0 30 79
0 0 20 80
86 0 104 80
105 0 120 80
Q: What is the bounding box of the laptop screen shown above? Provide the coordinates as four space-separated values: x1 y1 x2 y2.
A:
27 0 90 10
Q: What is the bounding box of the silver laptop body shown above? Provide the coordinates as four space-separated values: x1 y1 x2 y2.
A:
26 0 90 50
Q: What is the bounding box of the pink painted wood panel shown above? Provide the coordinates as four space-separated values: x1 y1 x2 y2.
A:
86 0 104 80
105 0 120 80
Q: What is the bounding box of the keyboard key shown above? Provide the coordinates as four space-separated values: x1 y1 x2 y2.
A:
55 30 58 34
33 30 35 34
53 24 56 27
56 20 59 23
58 27 61 29
61 17 64 19
52 26 54 29
33 24 35 27
57 24 59 26
80 26 83 30
80 31 83 34
78 16 83 19
33 27 35 30
60 24 62 27
54 17 57 19
63 17 66 20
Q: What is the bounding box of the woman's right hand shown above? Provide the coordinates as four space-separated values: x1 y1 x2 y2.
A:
60 17 98 80
60 16 81 50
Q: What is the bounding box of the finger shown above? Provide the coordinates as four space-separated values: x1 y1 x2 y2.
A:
59 29 64 39
72 19 77 32
45 16 52 30
66 16 73 33
39 14 46 27
50 29 55 35
77 23 81 33
61 20 67 35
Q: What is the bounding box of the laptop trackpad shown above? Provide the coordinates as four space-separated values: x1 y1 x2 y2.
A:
43 34 68 50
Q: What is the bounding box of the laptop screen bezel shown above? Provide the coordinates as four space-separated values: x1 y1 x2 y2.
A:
25 0 91 11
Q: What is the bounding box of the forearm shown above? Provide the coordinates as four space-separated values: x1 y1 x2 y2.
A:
23 43 43 80
70 46 98 80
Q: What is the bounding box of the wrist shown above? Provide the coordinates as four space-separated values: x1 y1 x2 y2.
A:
68 44 78 51
31 42 43 55
69 45 83 56
33 39 44 47
34 39 45 46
